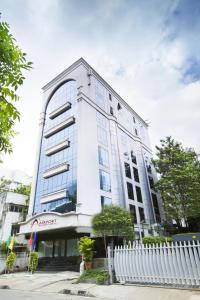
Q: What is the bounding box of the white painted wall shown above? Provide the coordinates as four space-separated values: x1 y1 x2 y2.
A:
77 99 101 215
0 192 28 242
5 192 27 205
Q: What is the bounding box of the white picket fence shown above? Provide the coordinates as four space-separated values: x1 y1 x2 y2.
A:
108 241 200 287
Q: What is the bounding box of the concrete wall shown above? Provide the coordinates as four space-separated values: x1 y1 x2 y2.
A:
0 253 28 274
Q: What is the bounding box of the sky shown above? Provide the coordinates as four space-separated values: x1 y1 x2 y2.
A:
1 0 200 176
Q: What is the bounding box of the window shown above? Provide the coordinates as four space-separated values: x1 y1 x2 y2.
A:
109 93 112 101
130 204 137 224
135 128 138 136
147 164 152 174
127 182 134 200
124 162 131 179
133 116 136 123
100 170 111 192
97 126 108 146
133 167 139 182
101 196 112 208
148 176 154 189
152 193 161 223
123 151 129 160
9 205 23 213
139 207 145 223
136 186 143 203
131 151 137 164
117 103 122 110
98 146 109 167
110 106 114 116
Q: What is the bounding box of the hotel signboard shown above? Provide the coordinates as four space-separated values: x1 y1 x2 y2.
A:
19 212 92 234
19 212 78 234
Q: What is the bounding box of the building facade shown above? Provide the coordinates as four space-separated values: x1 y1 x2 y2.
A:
19 58 163 258
0 191 28 242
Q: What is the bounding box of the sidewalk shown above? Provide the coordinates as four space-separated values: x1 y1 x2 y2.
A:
0 271 79 291
0 271 200 300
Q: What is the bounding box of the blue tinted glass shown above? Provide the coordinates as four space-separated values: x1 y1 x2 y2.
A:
99 170 111 192
98 146 109 167
33 80 77 214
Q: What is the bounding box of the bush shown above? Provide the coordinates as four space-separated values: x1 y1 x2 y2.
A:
28 251 39 273
79 237 95 262
6 251 16 271
143 236 172 245
0 241 7 255
77 268 109 285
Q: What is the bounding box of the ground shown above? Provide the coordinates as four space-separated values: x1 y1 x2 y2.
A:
0 271 200 300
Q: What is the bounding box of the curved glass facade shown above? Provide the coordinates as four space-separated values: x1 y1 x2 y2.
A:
33 80 77 214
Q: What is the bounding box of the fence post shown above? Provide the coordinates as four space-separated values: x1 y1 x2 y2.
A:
107 246 113 284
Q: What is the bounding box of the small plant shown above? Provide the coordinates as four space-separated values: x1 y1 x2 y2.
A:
79 237 95 269
143 236 172 245
79 237 95 262
96 270 109 285
77 268 109 285
6 251 16 272
28 251 39 273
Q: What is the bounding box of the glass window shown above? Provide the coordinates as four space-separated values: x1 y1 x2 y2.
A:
131 151 137 164
109 93 112 101
67 239 79 256
33 80 77 215
136 186 143 203
100 170 111 192
133 116 136 123
133 167 139 182
149 176 154 189
124 162 131 179
135 128 138 136
139 207 145 223
147 164 152 174
152 193 161 223
123 151 129 160
95 80 105 109
117 103 122 110
38 241 53 258
98 146 109 167
110 106 114 116
130 204 137 224
101 196 112 208
97 126 108 146
127 182 134 200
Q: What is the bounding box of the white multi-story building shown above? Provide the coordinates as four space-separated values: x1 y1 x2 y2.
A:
0 191 28 242
19 58 163 258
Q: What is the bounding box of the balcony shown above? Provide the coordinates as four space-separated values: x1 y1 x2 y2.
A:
41 189 67 204
49 102 71 119
44 116 75 138
43 163 69 179
45 140 70 156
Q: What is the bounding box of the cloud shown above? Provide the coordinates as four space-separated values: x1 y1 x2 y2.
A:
0 0 200 174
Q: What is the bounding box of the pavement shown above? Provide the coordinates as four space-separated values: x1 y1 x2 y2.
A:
0 271 200 300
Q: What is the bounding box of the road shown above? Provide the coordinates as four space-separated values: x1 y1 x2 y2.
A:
0 289 102 300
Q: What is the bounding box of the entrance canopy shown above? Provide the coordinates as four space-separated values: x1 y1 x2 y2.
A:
19 211 92 234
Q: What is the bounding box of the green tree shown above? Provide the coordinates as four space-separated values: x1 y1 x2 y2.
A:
13 183 31 196
92 205 134 255
153 136 200 231
0 18 32 155
0 176 11 192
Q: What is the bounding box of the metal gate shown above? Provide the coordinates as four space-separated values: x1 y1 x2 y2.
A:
108 241 200 287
